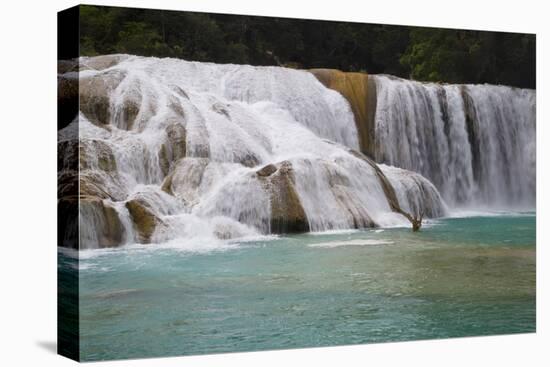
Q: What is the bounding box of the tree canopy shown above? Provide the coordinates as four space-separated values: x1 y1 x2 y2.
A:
78 5 535 89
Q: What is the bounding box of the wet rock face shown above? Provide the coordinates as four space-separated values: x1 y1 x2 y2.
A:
159 122 187 177
79 197 126 249
80 54 129 71
125 199 161 243
79 70 127 126
161 158 210 202
256 164 277 177
79 139 117 172
257 161 309 233
309 69 375 157
380 164 447 219
238 154 260 168
79 171 127 201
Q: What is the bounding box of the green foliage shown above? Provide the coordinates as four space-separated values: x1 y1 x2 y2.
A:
78 5 535 88
399 28 535 87
116 22 164 56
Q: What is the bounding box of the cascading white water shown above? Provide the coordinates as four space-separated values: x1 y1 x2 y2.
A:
372 75 536 209
60 55 446 249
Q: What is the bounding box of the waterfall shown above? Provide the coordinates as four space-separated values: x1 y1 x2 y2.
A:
371 75 536 209
58 55 446 249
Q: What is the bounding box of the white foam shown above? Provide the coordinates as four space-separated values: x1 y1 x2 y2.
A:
308 239 394 248
447 209 536 218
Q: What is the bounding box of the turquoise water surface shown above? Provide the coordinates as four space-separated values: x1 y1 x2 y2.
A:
61 214 536 361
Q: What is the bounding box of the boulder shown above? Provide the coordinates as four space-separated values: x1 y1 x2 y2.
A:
256 164 277 177
79 139 117 172
380 164 446 219
125 199 161 243
331 185 374 228
112 93 141 130
79 171 127 201
160 158 210 202
257 161 309 233
79 197 125 248
79 70 126 126
158 122 187 176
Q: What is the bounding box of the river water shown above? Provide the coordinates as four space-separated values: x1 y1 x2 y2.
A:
59 213 535 361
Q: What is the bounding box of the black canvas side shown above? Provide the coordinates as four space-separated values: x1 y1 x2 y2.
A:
57 5 80 362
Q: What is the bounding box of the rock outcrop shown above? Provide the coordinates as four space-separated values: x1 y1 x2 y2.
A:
158 122 187 177
79 197 126 248
79 139 117 172
309 69 377 157
161 158 210 203
125 199 162 243
380 164 446 219
347 148 446 228
256 161 309 233
79 70 127 126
